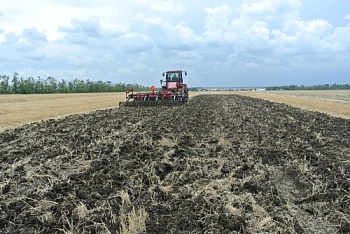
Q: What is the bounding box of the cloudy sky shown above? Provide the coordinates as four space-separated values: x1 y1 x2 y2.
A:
1 0 350 87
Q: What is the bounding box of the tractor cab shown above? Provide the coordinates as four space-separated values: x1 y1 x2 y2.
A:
165 71 183 82
161 70 187 91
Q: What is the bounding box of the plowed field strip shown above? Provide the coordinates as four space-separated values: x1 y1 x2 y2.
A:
0 95 349 233
1 90 349 132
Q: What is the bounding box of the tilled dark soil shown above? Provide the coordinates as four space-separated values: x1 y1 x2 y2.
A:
0 95 349 233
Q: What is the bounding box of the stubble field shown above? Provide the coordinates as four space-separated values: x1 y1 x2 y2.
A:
235 90 350 119
0 93 121 132
0 92 350 233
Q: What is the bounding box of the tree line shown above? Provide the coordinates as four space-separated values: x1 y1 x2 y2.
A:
266 83 350 90
0 73 149 94
266 84 350 90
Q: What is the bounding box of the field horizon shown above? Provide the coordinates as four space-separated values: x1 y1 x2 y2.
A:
1 90 349 132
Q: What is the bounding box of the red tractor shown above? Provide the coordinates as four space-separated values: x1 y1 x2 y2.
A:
119 70 189 107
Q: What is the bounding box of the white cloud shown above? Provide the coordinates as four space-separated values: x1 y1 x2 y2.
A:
330 25 350 52
240 0 301 20
204 5 233 32
22 28 47 42
1 0 350 86
239 21 275 52
67 56 95 68
119 33 154 53
60 17 101 37
132 15 200 53
279 19 335 54
283 19 333 36
58 17 103 46
149 1 186 15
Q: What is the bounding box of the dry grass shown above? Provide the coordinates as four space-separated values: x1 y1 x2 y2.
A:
0 92 125 131
119 207 148 234
233 90 350 119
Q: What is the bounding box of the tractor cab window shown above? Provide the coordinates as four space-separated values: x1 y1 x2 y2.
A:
167 72 181 82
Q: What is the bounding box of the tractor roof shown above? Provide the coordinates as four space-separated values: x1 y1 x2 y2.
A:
165 70 183 73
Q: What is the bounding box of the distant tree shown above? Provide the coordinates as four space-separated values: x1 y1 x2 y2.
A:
35 76 44 93
93 80 103 92
86 79 94 92
19 76 36 94
45 77 57 93
77 79 87 93
68 81 74 93
0 75 10 94
11 73 21 93
58 79 69 93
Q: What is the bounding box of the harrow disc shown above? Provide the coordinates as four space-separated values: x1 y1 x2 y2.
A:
119 99 185 108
